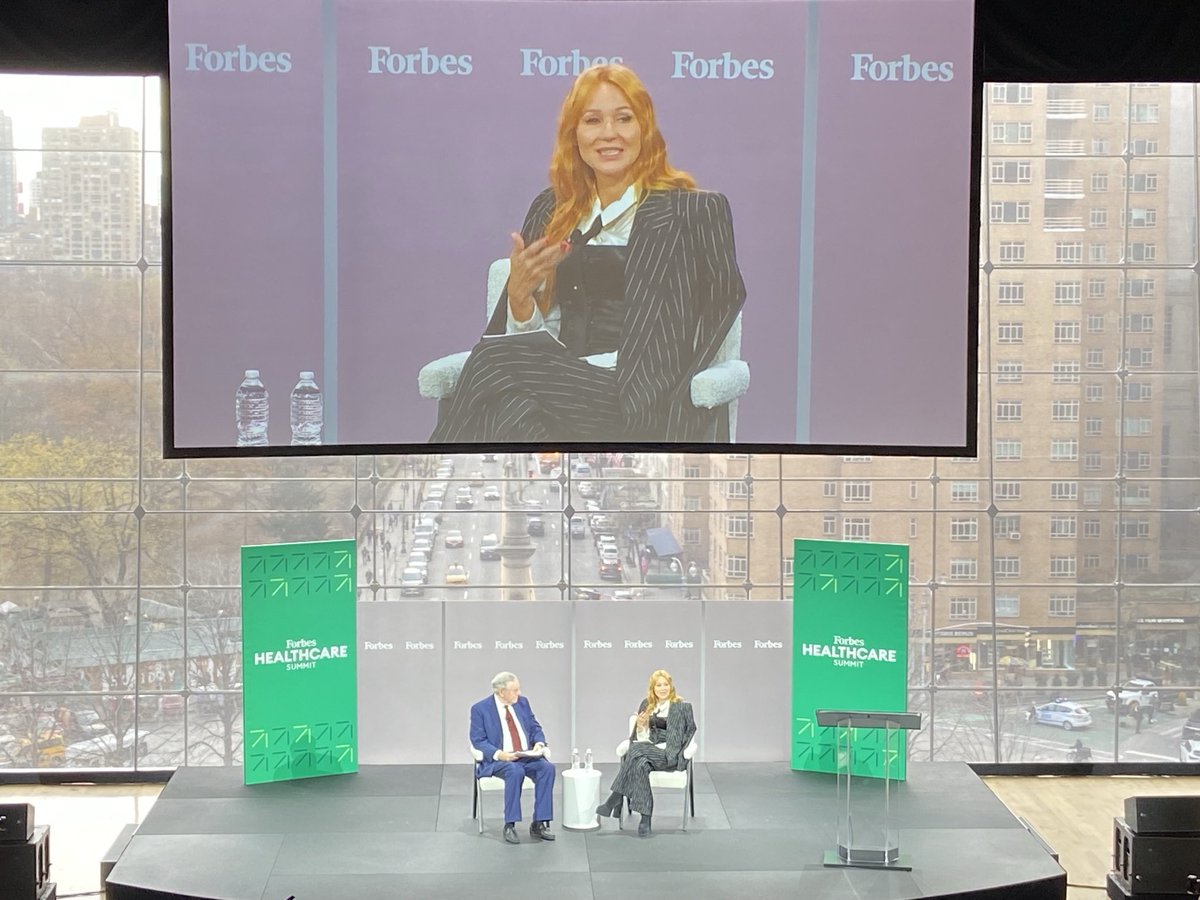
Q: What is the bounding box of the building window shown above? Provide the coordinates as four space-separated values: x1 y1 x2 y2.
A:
1053 321 1081 343
1054 281 1082 304
682 465 701 478
1050 439 1078 461
950 517 978 541
990 201 1031 224
996 280 1025 303
1085 383 1104 402
1088 208 1107 228
1122 450 1152 471
909 517 918 538
1121 417 1152 437
842 517 871 541
991 83 1033 104
994 514 1021 538
1087 277 1106 298
1123 207 1157 228
1049 595 1077 617
1083 485 1103 504
683 496 701 512
1119 554 1151 572
682 527 701 546
783 557 794 581
1124 346 1154 368
1088 243 1107 263
843 481 871 503
994 440 1022 460
1092 102 1110 121
1054 242 1083 264
726 480 753 500
1051 561 1080 580
1128 103 1159 123
1087 313 1105 333
991 121 1033 143
822 514 836 536
1119 483 1152 502
990 160 1032 184
910 481 919 500
994 481 1021 501
1049 515 1077 538
1126 138 1159 155
998 241 1025 263
1124 313 1154 333
949 559 977 581
994 557 1020 579
1125 172 1158 192
997 322 1024 343
726 514 753 538
823 481 837 498
725 556 748 579
1083 519 1101 539
950 481 979 502
995 595 1020 617
1122 277 1155 298
1050 481 1078 501
996 361 1024 383
1083 452 1102 471
995 400 1022 422
1120 518 1150 539
1086 348 1105 369
1091 138 1109 155
1128 242 1156 262
949 597 977 620
1091 172 1108 192
1052 361 1081 383
1085 417 1103 436
1124 382 1152 401
1083 554 1102 569
1051 400 1079 421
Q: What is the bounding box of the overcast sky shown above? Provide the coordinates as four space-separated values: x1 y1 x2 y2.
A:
0 74 163 208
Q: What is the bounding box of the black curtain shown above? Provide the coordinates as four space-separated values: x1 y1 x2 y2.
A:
4 0 1200 82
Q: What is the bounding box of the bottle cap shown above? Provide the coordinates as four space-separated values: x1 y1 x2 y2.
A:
245 369 259 378
299 371 315 380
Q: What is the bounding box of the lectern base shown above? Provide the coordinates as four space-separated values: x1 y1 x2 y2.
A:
823 850 913 872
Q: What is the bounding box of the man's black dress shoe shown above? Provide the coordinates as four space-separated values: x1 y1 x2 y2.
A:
530 821 556 841
637 815 652 838
503 823 520 844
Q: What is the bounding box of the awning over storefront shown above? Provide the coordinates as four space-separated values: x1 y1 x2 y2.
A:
645 527 682 558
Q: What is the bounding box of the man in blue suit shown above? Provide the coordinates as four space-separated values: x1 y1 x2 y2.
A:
470 671 556 844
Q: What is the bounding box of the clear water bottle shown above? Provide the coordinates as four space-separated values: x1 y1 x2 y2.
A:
571 747 581 769
584 748 593 769
289 371 323 445
235 369 269 446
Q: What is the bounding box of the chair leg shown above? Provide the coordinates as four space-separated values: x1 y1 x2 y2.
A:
682 781 688 831
476 782 484 835
689 764 696 817
472 778 478 820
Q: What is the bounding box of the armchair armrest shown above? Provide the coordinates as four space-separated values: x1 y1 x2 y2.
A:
419 351 472 400
470 745 484 763
682 735 699 761
690 359 749 409
616 738 631 759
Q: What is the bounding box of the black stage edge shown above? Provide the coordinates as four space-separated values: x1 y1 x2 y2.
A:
105 762 1065 900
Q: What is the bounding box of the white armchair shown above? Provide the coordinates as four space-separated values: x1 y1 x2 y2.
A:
613 714 699 831
470 743 549 835
418 259 749 441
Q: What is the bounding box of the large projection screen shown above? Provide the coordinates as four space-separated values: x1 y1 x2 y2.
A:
165 0 978 456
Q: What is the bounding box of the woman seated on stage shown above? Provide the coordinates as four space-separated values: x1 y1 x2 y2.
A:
595 669 697 837
429 62 745 443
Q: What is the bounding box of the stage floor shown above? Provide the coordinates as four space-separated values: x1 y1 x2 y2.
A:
105 761 1065 900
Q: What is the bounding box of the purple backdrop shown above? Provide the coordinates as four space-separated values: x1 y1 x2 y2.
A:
168 0 975 451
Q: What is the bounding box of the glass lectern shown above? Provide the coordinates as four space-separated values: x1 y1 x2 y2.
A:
814 709 923 871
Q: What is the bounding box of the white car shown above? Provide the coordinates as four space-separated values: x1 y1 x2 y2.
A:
1030 700 1093 731
1181 739 1200 763
1105 679 1158 713
400 567 425 596
444 529 464 548
599 544 620 561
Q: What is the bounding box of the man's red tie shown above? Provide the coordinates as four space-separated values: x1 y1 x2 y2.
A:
504 705 523 752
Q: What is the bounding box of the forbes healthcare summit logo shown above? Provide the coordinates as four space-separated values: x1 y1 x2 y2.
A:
799 633 898 669
253 636 350 672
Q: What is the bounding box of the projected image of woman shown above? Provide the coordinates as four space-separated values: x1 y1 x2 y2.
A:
429 63 746 443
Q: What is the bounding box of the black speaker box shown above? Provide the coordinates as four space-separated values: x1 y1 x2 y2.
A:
1112 817 1200 896
1105 871 1194 900
0 804 33 843
1125 795 1200 836
0 825 50 900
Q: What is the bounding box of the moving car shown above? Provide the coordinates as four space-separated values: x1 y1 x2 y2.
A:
479 533 501 560
1105 679 1158 713
570 518 586 539
527 517 545 536
577 481 599 498
1181 739 1200 763
400 567 425 596
483 485 501 501
444 563 469 585
444 529 464 548
599 558 623 581
469 471 485 486
455 491 475 510
1030 700 1092 731
599 544 620 562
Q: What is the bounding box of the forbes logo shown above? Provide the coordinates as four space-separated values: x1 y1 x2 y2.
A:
672 51 774 80
521 49 622 77
185 43 292 73
368 46 472 75
851 53 953 82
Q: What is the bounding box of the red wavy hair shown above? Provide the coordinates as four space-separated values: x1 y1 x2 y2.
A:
541 64 695 290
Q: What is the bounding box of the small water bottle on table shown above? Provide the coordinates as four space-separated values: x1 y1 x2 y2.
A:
290 371 324 445
571 747 580 769
235 369 269 446
585 748 593 770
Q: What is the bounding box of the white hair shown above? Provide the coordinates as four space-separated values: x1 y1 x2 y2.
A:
492 671 518 692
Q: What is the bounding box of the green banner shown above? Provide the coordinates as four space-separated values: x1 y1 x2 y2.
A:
791 539 908 779
241 539 358 785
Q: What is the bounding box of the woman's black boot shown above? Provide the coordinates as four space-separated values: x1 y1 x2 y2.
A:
596 792 623 818
638 814 652 837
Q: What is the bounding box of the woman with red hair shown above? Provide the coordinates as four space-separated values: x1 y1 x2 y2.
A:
430 63 745 443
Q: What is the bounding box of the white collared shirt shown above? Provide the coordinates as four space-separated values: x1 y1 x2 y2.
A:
494 694 529 753
507 185 639 369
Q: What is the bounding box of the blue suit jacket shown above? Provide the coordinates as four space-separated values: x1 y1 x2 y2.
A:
470 694 547 777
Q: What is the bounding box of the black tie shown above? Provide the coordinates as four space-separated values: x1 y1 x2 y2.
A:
569 215 604 247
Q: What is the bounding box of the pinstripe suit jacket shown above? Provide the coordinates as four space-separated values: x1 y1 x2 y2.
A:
484 188 746 441
632 699 697 771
